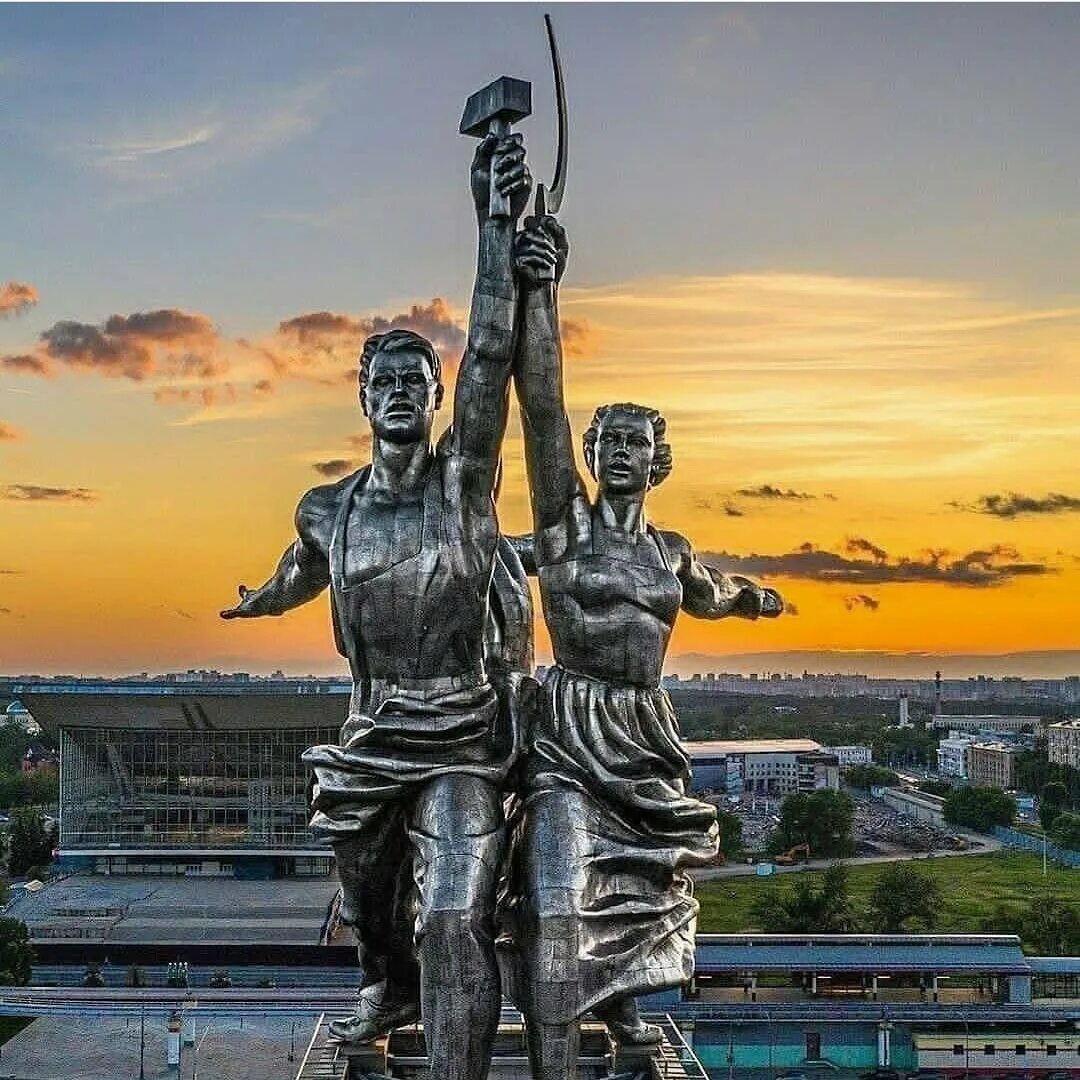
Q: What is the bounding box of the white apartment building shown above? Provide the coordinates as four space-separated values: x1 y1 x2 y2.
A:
828 745 873 767
936 731 981 779
930 714 1042 735
1047 718 1080 769
686 740 840 797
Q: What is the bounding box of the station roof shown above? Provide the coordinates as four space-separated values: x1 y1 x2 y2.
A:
1027 955 1080 975
695 934 1032 975
685 739 821 757
22 688 350 733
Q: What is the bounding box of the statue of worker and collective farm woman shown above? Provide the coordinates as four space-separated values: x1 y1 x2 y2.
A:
223 21 782 1080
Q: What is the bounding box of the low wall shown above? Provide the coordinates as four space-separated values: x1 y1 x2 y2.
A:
993 826 1080 868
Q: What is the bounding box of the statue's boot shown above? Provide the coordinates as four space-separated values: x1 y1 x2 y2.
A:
328 989 420 1044
594 996 663 1046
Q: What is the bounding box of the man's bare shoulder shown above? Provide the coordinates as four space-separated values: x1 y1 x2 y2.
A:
296 470 364 547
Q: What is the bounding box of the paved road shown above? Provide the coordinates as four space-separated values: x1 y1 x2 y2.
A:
692 834 1001 881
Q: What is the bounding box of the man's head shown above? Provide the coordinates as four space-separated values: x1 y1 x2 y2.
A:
359 329 444 443
583 403 673 495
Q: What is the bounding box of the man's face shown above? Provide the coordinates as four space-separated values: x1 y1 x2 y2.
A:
594 411 654 495
363 349 440 444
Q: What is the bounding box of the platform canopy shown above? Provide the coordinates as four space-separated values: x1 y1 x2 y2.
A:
695 934 1032 975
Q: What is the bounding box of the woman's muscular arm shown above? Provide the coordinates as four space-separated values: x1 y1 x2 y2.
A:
661 530 783 621
512 215 582 564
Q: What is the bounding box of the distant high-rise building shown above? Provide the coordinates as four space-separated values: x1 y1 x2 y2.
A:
898 692 911 728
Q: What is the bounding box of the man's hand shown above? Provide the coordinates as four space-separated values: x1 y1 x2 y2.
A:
471 133 531 225
220 584 259 620
514 215 569 288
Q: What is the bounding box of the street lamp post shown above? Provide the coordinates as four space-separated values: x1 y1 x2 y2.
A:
139 1007 145 1080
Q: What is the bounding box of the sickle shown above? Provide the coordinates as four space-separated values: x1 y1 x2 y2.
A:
536 13 568 217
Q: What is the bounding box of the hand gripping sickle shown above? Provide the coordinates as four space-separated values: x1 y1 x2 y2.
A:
533 13 568 281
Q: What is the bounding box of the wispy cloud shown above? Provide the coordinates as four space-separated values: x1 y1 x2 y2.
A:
0 282 39 319
845 593 881 612
1 353 51 377
735 484 835 501
2 484 97 503
953 492 1080 519
311 458 354 479
94 124 222 165
77 66 364 193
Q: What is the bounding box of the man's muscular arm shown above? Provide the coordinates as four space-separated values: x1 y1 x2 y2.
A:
664 531 784 621
451 134 530 497
220 489 332 619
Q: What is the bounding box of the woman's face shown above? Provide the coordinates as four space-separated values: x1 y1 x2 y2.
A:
595 411 655 495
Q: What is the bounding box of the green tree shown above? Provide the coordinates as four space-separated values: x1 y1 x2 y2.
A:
715 810 743 860
1023 897 1080 955
7 807 56 877
844 764 900 790
1040 780 1069 830
943 787 1016 832
82 965 105 988
918 778 952 798
752 862 858 933
767 790 856 858
0 918 33 985
867 863 943 931
1048 810 1080 851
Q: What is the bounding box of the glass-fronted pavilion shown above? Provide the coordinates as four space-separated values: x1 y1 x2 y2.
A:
24 681 352 877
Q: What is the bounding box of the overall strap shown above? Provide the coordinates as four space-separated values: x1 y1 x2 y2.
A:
646 522 675 575
328 466 370 681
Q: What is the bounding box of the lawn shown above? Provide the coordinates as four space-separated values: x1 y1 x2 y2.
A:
695 851 1077 934
0 1017 31 1045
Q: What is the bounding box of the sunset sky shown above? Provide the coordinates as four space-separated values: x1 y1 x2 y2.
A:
2 4 1079 677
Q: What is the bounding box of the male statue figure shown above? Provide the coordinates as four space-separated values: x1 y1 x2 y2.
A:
222 133 532 1080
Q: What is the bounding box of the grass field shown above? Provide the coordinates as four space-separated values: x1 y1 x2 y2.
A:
0 1017 31 1045
696 851 1077 934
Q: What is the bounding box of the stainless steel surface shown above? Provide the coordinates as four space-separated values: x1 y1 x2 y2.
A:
223 129 533 1080
507 208 782 1078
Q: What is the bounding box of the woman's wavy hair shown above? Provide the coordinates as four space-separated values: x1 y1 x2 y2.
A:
358 329 444 413
582 402 673 489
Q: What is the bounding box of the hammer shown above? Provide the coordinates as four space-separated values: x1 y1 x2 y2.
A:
460 76 532 220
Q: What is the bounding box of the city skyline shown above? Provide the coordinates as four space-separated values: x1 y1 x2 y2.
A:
2 5 1079 675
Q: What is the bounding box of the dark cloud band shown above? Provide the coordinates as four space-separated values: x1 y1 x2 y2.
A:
701 539 1053 587
956 492 1080 519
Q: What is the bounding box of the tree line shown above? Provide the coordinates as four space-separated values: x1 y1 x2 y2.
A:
750 861 1078 954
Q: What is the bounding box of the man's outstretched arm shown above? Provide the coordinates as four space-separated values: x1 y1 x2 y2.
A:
221 493 331 619
451 134 530 498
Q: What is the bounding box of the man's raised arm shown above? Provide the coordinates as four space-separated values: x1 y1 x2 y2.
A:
220 490 332 619
451 134 530 495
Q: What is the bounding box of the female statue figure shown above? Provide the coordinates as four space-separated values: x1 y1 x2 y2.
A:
509 215 782 1079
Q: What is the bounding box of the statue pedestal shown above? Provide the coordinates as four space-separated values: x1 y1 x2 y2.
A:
295 1013 681 1079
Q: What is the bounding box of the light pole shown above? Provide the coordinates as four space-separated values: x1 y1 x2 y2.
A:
192 1021 212 1080
138 1007 145 1080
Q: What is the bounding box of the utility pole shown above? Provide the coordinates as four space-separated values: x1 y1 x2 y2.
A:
139 1007 145 1080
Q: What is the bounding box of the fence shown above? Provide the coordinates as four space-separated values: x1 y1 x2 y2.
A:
992 825 1080 868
